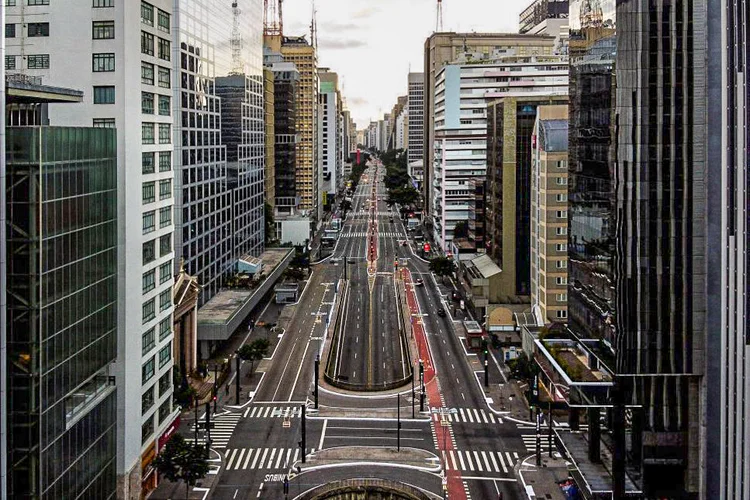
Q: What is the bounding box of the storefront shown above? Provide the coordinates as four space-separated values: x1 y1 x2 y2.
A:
140 442 157 499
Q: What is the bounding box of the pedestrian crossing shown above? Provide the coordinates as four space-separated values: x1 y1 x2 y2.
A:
341 232 404 238
442 450 519 474
521 434 553 452
349 211 395 217
222 447 318 471
243 405 302 419
431 408 501 425
190 412 242 449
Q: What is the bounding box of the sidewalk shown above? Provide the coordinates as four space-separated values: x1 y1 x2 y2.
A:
517 454 570 500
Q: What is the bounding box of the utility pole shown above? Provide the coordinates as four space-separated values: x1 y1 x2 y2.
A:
314 355 320 409
535 407 541 466
419 359 425 412
300 404 306 463
484 348 489 388
397 392 401 452
235 351 241 405
194 396 199 447
411 371 415 419
213 365 218 414
205 402 212 453
548 401 553 458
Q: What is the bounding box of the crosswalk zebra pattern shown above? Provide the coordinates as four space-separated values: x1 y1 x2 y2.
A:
442 450 519 474
243 405 302 419
190 412 242 449
432 408 501 425
349 211 396 217
222 447 317 471
521 434 553 452
340 232 404 238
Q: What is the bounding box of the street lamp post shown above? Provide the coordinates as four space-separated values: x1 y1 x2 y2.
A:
314 354 320 409
235 351 241 405
212 365 218 414
397 392 401 452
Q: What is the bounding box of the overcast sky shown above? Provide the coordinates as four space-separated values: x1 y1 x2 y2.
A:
282 0 531 128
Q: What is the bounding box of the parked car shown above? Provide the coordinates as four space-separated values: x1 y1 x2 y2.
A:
415 278 424 286
437 308 446 317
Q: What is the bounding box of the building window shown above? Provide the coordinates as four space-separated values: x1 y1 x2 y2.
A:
141 31 154 56
142 181 155 204
555 176 568 185
5 1 14 6
158 341 171 367
157 66 170 88
157 37 170 61
555 260 568 269
158 151 171 171
142 152 155 174
158 399 171 423
157 9 170 32
158 123 171 144
159 290 171 312
27 22 49 37
159 206 172 227
27 54 49 69
141 386 155 415
555 210 567 219
93 86 115 104
555 227 567 236
5 24 15 38
93 0 114 7
556 193 568 202
141 1 154 26
159 179 171 199
141 92 155 114
142 123 155 144
142 62 155 84
556 310 568 319
158 318 170 341
555 276 568 285
27 0 49 5
92 21 115 39
5 56 15 70
556 293 568 302
142 357 156 384
158 95 170 116
143 269 156 294
142 327 156 356
143 239 156 264
143 210 155 234
160 234 171 256
159 261 172 284
93 118 115 128
555 243 568 252
141 415 154 444
158 369 171 396
142 299 156 324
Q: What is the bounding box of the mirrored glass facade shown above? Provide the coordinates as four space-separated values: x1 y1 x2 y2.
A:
6 127 118 499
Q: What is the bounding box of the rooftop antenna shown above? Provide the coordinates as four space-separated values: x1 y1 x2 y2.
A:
436 0 444 32
263 0 283 36
230 1 244 74
310 0 318 50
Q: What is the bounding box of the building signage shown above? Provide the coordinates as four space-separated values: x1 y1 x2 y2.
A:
158 415 180 450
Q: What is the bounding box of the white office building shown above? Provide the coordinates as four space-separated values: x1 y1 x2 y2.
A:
432 52 568 249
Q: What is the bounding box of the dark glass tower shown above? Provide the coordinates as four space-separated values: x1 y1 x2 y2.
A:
7 126 118 499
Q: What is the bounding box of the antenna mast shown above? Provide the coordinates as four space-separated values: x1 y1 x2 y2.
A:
230 1 244 74
436 0 444 32
263 0 283 36
310 0 318 50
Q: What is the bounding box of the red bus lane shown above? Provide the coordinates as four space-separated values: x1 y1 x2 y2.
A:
402 268 467 500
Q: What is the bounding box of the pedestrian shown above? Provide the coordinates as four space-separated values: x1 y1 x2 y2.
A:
225 383 229 395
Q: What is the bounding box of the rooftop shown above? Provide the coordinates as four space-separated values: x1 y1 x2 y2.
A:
465 254 501 280
7 76 83 104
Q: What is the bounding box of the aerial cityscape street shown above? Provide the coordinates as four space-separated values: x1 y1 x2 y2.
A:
0 0 747 499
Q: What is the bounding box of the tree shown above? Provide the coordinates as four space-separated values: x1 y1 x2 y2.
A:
453 221 469 239
283 266 306 282
386 186 419 207
239 338 271 376
152 434 210 500
429 256 456 280
508 352 538 383
264 202 275 245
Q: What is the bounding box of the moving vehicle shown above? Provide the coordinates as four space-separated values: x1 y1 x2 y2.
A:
415 278 424 286
437 308 446 317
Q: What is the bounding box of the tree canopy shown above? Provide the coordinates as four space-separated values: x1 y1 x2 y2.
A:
429 256 456 277
152 434 209 500
453 221 469 239
239 338 271 375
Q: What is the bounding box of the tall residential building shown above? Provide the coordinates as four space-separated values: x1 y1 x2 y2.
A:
379 116 389 152
264 67 276 213
432 51 568 250
5 84 118 499
423 32 556 228
395 109 407 150
706 0 750 496
268 35 318 224
407 72 425 187
529 105 569 324
318 69 342 206
266 58 299 214
4 2 179 495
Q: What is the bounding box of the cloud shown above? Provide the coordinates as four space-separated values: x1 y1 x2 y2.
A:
318 37 368 50
348 97 368 106
351 6 379 18
320 21 360 32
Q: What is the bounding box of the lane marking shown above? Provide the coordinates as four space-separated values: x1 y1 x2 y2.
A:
319 419 328 450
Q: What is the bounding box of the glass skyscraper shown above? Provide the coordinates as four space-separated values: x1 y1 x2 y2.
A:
6 127 118 499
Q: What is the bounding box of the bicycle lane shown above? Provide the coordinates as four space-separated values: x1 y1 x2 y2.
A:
402 268 467 500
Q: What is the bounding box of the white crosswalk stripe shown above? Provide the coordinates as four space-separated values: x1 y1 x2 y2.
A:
435 408 500 424
190 412 242 449
340 232 404 238
441 450 518 475
243 406 302 419
223 448 316 471
521 434 553 452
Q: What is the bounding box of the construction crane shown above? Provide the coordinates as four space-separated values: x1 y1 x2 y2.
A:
436 0 444 32
264 0 283 37
230 1 244 75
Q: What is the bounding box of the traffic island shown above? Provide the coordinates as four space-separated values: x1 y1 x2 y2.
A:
295 446 441 474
